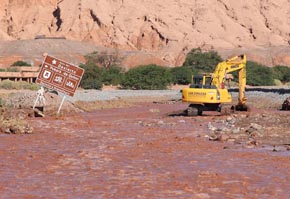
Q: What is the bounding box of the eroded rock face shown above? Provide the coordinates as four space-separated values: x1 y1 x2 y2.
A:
0 0 289 66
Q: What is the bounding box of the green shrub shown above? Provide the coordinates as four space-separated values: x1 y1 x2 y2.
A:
246 61 275 86
11 61 31 66
0 80 39 90
6 67 19 72
0 80 13 89
80 78 103 89
102 66 124 86
272 65 290 83
17 82 39 90
11 60 31 66
170 66 192 85
0 68 5 72
182 48 223 73
79 63 103 90
121 64 172 90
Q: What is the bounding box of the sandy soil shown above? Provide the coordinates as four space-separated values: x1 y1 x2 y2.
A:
0 89 289 198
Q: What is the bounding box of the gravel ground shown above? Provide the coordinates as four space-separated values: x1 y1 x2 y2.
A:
66 89 182 102
1 88 288 111
231 91 289 109
66 89 289 109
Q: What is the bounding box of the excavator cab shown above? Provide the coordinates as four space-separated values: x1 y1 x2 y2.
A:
189 74 212 88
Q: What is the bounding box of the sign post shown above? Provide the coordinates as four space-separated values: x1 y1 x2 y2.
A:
36 54 85 114
57 95 66 114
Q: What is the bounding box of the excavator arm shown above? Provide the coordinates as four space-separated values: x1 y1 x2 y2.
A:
211 54 247 108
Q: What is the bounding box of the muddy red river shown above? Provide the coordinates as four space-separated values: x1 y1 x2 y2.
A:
0 101 289 198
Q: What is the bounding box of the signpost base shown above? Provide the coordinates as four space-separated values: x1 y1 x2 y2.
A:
34 106 45 117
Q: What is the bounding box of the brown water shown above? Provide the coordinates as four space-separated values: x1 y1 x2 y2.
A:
0 102 289 198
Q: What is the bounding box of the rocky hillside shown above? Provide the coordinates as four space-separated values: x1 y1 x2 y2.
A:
0 0 289 67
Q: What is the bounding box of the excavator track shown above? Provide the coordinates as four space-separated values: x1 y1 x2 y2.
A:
186 107 198 116
186 105 203 116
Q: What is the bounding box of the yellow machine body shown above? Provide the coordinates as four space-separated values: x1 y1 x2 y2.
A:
182 87 232 104
181 54 248 115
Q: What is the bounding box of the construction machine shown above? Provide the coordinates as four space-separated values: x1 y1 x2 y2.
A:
181 54 248 116
281 97 290 110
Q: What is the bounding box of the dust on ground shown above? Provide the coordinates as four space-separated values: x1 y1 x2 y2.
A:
0 88 289 198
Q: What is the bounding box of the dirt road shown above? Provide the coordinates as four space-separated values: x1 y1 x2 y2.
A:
0 97 289 198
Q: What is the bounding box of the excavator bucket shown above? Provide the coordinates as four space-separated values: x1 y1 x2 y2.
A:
234 104 249 111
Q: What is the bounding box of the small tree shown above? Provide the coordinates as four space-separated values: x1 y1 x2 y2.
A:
170 66 192 85
182 48 223 73
102 66 124 86
246 61 275 86
79 63 103 90
80 78 103 89
121 64 172 90
85 50 123 68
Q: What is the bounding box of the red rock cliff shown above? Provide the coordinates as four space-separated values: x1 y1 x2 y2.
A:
0 0 289 66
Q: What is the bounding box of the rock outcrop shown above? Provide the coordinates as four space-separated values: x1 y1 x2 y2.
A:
0 0 289 66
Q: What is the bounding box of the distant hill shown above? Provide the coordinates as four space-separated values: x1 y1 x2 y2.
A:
0 0 289 67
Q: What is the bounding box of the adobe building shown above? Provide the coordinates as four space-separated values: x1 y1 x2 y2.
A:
0 66 40 83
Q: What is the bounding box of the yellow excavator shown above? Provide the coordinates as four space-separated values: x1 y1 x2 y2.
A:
181 54 248 116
